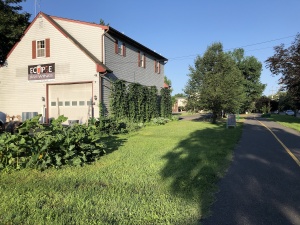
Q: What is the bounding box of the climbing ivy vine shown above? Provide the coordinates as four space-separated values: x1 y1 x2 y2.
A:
110 80 127 119
110 80 171 123
160 88 172 118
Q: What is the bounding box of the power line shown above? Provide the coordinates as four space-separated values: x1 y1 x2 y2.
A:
103 34 298 65
167 34 297 61
224 34 296 51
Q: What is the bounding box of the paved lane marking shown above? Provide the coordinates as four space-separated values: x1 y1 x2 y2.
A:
256 119 300 167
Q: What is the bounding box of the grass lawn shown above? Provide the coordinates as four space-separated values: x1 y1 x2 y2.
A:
0 119 243 225
268 114 300 132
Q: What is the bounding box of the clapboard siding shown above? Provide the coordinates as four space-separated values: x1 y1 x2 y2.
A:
0 12 167 121
52 17 104 62
0 15 100 119
101 34 165 111
104 33 164 88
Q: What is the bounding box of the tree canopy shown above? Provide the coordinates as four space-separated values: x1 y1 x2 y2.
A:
164 75 172 87
265 33 300 104
184 42 246 123
229 49 265 112
0 0 30 65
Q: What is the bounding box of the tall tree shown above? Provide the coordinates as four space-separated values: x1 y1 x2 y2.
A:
0 0 30 65
229 49 265 113
164 75 173 91
99 19 109 26
184 43 246 123
265 33 300 104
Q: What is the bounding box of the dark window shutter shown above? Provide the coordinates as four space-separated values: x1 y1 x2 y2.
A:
46 38 50 57
158 63 160 74
32 40 36 59
144 54 146 68
123 43 126 57
115 40 118 54
138 51 140 67
154 60 157 73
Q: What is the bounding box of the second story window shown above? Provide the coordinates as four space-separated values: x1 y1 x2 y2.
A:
37 40 45 57
115 40 126 56
32 39 50 59
118 41 123 55
155 60 160 74
138 51 146 68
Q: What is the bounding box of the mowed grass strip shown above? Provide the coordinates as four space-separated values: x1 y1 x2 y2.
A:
0 119 243 225
268 114 300 132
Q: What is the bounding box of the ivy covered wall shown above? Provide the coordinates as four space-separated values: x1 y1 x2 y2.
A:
110 80 172 122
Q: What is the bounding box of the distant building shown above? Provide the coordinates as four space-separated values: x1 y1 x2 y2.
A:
172 97 187 112
0 12 168 124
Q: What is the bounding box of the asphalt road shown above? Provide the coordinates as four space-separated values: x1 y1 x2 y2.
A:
201 115 300 225
178 113 213 121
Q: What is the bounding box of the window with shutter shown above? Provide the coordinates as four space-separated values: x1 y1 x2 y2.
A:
33 39 50 58
46 38 50 57
138 51 145 68
123 43 126 57
32 40 36 59
155 60 160 74
37 40 45 57
115 40 118 54
138 51 141 67
115 40 126 56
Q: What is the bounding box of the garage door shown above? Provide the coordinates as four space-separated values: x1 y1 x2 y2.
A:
48 83 93 124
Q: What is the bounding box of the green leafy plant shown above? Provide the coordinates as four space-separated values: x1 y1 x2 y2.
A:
160 88 172 118
110 80 171 123
0 115 106 171
151 117 170 125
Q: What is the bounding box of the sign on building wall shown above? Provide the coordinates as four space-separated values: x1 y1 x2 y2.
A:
28 63 55 81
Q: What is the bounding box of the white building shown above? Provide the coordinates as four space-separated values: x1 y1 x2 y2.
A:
0 12 168 124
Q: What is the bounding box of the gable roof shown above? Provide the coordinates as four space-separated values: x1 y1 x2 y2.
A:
107 27 168 63
6 12 111 73
6 12 168 71
48 14 168 63
41 12 112 73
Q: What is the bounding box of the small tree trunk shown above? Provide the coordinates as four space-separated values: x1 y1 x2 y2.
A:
212 112 217 124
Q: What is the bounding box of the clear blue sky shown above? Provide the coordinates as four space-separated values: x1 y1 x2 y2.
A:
21 0 300 97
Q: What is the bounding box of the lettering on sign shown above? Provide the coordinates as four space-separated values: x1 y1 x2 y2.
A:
28 63 55 81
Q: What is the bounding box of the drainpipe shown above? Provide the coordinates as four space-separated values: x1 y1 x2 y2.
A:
98 26 109 117
101 26 109 64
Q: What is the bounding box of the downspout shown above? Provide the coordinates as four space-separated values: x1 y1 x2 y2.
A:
99 26 109 116
101 26 109 64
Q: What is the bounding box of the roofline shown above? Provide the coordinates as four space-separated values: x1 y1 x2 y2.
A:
107 27 168 63
40 12 111 73
44 13 168 63
50 15 109 30
6 12 111 73
5 12 167 69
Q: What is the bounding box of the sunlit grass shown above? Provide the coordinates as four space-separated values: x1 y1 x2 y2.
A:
0 120 243 224
268 114 300 132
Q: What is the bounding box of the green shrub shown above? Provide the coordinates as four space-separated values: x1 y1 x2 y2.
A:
151 117 170 125
95 116 144 135
110 80 171 123
0 115 105 171
261 113 271 118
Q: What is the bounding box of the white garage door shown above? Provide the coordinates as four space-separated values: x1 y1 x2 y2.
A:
48 83 93 124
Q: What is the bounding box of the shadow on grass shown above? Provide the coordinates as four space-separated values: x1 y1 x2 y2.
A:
160 122 240 218
101 135 128 155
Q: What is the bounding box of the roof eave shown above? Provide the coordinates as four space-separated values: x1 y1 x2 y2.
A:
107 27 168 62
